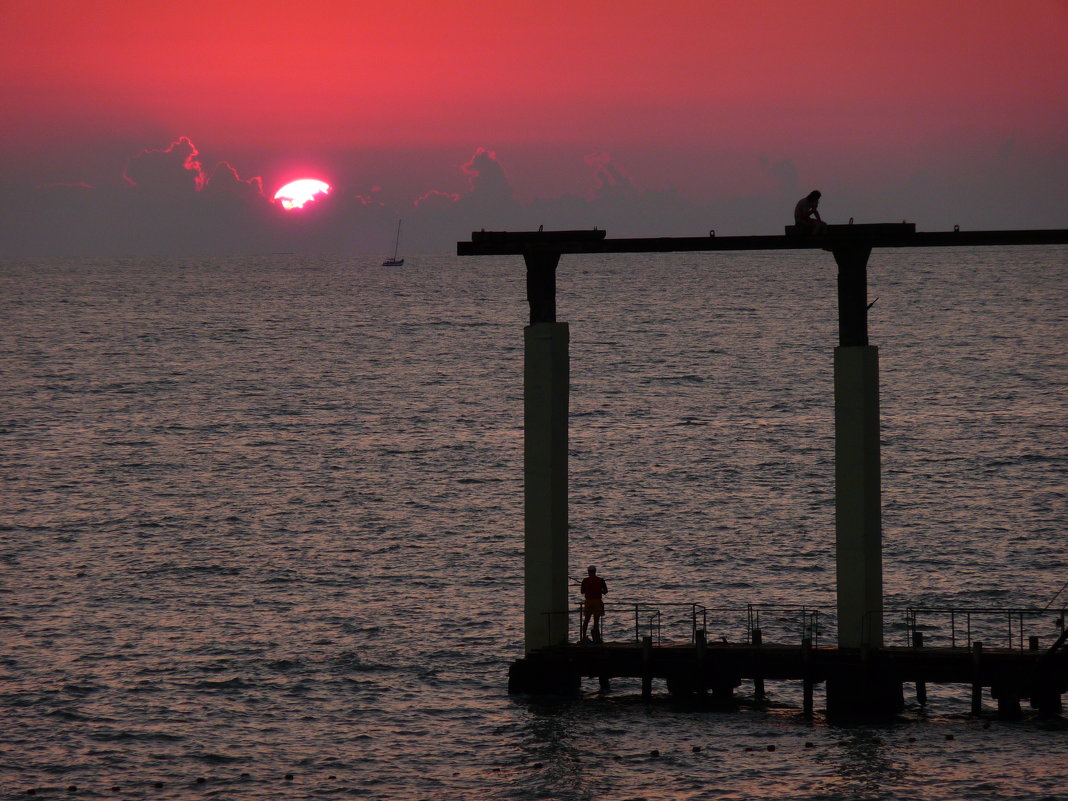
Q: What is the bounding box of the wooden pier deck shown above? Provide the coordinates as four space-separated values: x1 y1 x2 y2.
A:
509 639 1068 719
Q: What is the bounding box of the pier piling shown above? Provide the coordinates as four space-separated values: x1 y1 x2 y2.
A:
642 635 653 700
752 628 766 701
832 244 883 653
523 319 570 652
972 641 984 715
802 637 814 718
913 631 928 706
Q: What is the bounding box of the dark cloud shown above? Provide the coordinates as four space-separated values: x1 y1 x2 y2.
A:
353 189 386 208
3 137 1065 258
124 136 270 209
123 136 205 193
407 148 526 245
453 147 518 226
414 189 460 210
585 152 637 200
203 161 266 203
0 142 796 255
462 148 512 199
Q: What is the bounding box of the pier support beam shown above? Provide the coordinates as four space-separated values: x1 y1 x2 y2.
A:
832 246 883 650
827 246 898 716
834 344 883 648
523 248 570 654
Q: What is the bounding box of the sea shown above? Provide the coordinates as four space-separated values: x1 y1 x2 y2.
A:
1 246 1066 800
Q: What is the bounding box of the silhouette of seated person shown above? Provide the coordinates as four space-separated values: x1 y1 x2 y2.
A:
793 190 828 235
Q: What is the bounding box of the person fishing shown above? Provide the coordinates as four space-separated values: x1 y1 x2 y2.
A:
580 565 608 644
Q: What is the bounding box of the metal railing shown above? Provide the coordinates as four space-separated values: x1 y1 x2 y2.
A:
572 602 701 645
897 606 1067 650
745 604 824 648
569 602 824 647
555 602 1066 651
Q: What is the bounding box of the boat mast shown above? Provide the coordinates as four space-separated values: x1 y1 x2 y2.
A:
392 219 402 260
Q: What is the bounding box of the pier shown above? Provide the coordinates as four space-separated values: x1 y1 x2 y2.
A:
510 636 1068 719
507 602 1068 719
456 223 1068 718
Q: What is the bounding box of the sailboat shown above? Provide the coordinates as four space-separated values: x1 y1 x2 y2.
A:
382 220 405 266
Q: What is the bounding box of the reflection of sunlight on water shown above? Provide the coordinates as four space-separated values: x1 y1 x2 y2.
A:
507 696 1068 801
830 728 905 797
513 704 597 800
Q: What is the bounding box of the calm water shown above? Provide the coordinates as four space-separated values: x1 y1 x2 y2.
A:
2 247 1066 800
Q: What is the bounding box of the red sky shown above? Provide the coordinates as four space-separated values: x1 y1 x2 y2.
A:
1 0 1066 255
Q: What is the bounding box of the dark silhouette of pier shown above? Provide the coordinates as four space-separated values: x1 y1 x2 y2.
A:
457 223 1068 718
511 631 1068 719
460 224 1068 256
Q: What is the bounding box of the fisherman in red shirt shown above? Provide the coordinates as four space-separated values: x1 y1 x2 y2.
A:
580 565 608 644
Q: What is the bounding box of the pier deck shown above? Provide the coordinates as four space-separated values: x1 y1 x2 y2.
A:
509 640 1068 718
458 224 1068 256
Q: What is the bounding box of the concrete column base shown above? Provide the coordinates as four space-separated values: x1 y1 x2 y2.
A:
508 657 580 695
826 674 904 719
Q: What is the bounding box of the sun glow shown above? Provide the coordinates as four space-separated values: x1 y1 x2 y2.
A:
274 178 331 210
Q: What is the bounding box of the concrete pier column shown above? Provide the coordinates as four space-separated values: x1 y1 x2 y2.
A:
826 246 901 716
523 247 569 654
834 345 883 648
832 245 883 650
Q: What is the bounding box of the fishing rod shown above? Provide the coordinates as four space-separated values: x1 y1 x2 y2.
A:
1043 578 1068 611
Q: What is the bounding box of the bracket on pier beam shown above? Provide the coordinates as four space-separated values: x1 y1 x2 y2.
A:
834 245 873 347
525 247 560 325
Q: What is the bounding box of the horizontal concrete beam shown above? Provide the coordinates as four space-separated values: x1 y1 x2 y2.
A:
457 225 1068 256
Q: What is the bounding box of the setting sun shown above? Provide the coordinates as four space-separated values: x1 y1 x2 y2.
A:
274 178 331 210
